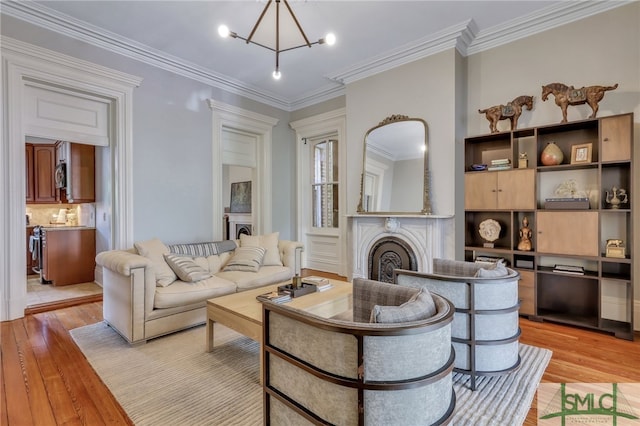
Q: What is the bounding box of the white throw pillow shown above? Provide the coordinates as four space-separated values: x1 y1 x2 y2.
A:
134 238 177 287
240 232 282 266
223 246 266 272
164 254 211 282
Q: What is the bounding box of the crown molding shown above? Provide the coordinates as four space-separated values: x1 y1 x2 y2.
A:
1 0 631 111
0 36 143 89
0 1 295 110
467 0 633 55
326 20 477 86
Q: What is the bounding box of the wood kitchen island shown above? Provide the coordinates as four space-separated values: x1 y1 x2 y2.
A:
42 226 96 286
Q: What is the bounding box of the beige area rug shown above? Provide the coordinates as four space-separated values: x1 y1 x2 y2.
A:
71 323 551 426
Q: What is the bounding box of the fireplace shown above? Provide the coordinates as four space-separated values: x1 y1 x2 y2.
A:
225 213 253 240
368 236 417 283
235 223 252 238
348 215 455 281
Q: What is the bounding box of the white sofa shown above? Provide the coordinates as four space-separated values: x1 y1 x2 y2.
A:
96 233 303 344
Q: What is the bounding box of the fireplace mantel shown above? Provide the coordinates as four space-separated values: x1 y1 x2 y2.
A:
346 214 455 281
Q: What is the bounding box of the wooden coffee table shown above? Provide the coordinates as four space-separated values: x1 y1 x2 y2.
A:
206 278 352 381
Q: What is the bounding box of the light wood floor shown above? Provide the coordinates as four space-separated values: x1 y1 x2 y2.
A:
2 271 639 425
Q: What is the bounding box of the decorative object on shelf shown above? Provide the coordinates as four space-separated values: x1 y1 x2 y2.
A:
605 186 628 209
478 95 534 133
478 218 501 248
554 179 588 198
470 164 487 171
605 239 626 258
487 158 512 171
544 197 590 210
217 0 336 80
541 82 618 123
570 143 593 164
540 141 564 165
518 152 528 169
517 217 533 251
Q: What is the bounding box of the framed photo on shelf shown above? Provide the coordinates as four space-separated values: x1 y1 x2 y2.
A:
570 143 592 164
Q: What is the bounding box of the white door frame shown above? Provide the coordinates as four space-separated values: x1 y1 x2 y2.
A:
0 37 141 321
290 108 347 276
207 99 278 240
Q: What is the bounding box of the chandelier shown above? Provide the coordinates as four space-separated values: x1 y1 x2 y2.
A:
218 0 336 80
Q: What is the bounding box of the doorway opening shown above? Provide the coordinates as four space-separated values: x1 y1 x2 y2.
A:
24 136 106 310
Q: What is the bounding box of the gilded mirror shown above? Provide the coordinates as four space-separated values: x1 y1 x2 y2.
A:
357 115 431 214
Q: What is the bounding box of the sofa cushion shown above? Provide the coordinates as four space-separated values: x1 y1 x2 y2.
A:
134 238 177 287
370 288 437 324
223 246 266 272
475 260 508 278
240 232 282 266
164 254 211 282
216 265 293 291
154 276 237 309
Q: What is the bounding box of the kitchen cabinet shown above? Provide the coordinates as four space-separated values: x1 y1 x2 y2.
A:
25 144 34 202
58 142 96 203
41 227 95 286
25 143 58 204
26 141 96 204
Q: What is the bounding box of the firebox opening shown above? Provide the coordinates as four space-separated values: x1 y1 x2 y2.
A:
368 237 417 283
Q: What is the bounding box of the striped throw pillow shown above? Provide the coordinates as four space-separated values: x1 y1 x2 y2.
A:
164 254 211 282
223 246 266 272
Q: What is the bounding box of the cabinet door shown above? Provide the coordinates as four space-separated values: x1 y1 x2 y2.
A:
33 145 57 203
67 143 95 203
464 172 497 210
536 211 599 257
601 115 631 162
43 229 96 285
497 169 535 210
25 144 34 203
518 269 535 316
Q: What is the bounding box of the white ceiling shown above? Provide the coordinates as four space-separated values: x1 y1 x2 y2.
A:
1 1 627 110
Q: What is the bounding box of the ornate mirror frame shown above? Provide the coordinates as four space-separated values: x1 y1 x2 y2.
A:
357 115 432 215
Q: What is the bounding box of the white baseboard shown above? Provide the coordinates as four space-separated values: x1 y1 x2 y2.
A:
94 265 104 287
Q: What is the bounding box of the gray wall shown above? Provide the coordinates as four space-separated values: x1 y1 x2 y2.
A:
1 14 298 243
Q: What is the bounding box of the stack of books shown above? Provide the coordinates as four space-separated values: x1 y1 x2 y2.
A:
256 290 291 303
552 264 585 275
474 255 506 265
302 276 333 291
487 158 512 171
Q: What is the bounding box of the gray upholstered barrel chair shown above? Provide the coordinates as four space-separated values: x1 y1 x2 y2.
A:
262 278 456 425
395 258 521 390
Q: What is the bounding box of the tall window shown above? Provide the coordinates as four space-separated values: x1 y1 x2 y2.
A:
312 139 338 228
